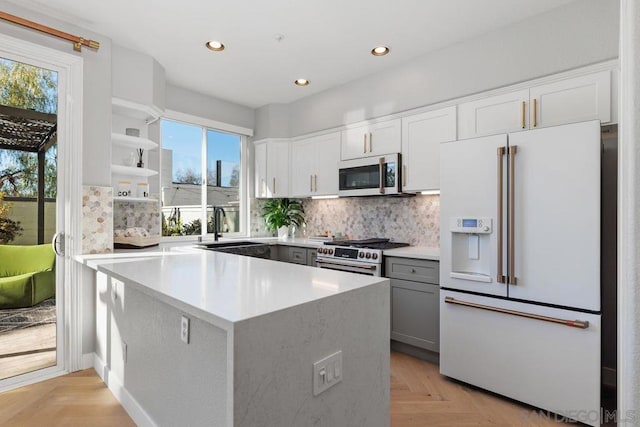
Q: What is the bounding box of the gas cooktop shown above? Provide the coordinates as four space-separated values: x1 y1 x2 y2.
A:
324 238 409 250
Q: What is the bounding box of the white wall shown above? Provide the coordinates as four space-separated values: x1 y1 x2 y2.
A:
165 84 255 130
254 0 620 138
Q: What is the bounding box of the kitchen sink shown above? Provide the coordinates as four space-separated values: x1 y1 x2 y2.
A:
198 241 272 260
199 241 264 249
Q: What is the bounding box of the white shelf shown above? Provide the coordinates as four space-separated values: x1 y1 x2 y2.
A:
112 132 158 150
112 97 162 123
112 164 158 177
114 196 159 202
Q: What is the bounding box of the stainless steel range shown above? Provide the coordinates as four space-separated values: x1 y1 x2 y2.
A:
315 238 409 276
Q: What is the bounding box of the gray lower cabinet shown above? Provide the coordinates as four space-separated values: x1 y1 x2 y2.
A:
385 257 440 353
275 245 318 266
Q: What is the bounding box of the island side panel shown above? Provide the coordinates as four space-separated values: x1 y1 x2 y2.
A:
232 281 391 427
96 272 230 427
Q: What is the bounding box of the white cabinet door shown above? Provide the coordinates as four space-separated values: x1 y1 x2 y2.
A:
266 140 290 198
530 70 611 129
341 119 401 160
457 89 529 139
290 139 315 197
367 119 401 156
401 106 456 191
254 142 268 198
313 132 340 195
507 121 600 311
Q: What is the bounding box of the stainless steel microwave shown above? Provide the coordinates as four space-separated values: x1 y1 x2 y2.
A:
338 153 402 196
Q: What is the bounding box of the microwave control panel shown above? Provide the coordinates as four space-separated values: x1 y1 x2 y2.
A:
450 217 492 234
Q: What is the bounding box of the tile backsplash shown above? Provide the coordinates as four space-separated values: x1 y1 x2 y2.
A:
113 200 161 236
82 185 113 254
251 195 440 247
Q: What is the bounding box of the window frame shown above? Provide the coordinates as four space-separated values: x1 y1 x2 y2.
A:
160 109 252 240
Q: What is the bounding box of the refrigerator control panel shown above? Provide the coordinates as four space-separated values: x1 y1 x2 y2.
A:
450 217 492 234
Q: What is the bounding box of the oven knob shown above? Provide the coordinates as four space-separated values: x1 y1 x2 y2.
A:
365 252 371 259
359 252 365 258
328 249 334 255
323 248 329 254
372 253 378 260
317 248 322 254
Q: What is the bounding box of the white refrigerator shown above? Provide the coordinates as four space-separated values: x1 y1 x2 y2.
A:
439 120 601 426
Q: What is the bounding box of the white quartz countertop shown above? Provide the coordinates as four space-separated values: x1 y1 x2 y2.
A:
382 246 440 261
94 250 388 330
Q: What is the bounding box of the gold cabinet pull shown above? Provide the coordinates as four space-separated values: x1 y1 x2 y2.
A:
310 175 313 192
508 145 517 285
314 174 317 192
273 177 276 194
497 146 506 284
369 132 373 152
521 101 526 129
444 297 589 329
363 133 367 153
402 165 407 187
533 98 538 127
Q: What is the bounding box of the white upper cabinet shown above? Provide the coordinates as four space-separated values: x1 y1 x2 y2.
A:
254 139 290 198
401 106 456 192
458 71 612 139
291 132 340 197
457 89 529 139
529 71 611 129
341 119 401 160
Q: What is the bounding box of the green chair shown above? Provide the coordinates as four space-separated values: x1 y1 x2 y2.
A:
0 244 56 309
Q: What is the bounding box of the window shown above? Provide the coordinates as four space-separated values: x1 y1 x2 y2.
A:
160 118 244 237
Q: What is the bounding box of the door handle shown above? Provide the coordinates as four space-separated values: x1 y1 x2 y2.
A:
378 157 385 194
444 297 589 329
52 231 65 257
508 145 518 285
497 146 505 284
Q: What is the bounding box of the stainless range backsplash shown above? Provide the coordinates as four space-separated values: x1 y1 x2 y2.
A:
251 195 440 247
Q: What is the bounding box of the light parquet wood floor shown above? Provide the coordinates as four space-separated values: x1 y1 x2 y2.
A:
0 351 593 426
0 324 56 381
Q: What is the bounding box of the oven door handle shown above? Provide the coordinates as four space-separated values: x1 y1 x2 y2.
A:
316 259 379 275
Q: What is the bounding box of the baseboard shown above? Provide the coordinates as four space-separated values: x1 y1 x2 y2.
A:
602 366 616 389
92 353 157 427
391 340 440 365
81 353 94 370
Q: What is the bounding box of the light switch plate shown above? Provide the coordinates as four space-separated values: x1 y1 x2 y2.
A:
313 350 342 396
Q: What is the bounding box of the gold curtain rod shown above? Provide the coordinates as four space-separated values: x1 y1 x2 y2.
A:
0 11 100 52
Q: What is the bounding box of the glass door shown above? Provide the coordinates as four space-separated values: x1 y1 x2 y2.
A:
0 56 59 380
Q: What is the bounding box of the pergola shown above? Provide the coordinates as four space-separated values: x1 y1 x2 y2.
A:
0 104 57 244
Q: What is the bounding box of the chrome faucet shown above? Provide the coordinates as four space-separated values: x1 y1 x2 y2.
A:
213 206 226 241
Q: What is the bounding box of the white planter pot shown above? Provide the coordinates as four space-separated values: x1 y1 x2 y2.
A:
278 226 289 239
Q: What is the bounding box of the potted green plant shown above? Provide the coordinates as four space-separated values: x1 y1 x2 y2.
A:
262 198 305 238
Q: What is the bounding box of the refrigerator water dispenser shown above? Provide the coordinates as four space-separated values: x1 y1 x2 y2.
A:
450 217 492 282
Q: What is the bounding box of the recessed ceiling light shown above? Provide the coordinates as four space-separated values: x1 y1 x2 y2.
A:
205 40 225 51
371 46 390 56
294 79 310 86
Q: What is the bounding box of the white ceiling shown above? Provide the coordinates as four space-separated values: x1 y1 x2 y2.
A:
10 0 576 108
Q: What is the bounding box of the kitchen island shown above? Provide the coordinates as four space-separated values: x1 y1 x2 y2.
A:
87 250 390 427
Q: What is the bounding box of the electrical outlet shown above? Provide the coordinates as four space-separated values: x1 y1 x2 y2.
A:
181 315 190 344
313 350 342 396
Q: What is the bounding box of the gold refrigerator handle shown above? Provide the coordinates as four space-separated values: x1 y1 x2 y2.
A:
533 98 538 127
444 297 590 329
521 101 526 129
378 157 385 194
497 147 506 284
508 145 518 285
